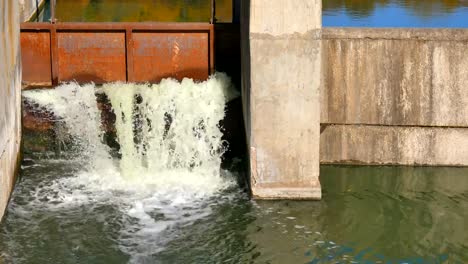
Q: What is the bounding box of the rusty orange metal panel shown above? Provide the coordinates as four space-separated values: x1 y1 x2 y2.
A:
57 32 126 83
21 32 52 86
131 32 210 83
21 23 214 86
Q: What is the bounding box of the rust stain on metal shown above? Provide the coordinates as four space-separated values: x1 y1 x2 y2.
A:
20 22 214 86
125 29 134 82
22 101 55 132
172 40 180 74
50 28 58 85
209 26 215 74
57 32 126 83
132 32 209 82
20 32 52 85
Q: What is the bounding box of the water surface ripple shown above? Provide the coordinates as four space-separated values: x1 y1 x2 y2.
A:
1 164 467 263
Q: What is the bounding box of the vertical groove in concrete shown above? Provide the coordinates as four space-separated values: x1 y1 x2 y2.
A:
242 0 322 199
0 0 22 221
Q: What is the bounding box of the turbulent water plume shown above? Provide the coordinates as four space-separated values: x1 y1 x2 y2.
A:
18 74 242 263
22 73 238 195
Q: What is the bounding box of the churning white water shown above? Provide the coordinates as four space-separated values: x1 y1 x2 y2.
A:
21 73 239 262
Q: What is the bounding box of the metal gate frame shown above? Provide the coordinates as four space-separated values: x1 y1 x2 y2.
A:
21 22 215 87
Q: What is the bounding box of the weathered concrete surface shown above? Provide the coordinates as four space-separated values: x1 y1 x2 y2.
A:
249 0 321 36
242 0 322 199
323 27 468 41
0 0 22 220
321 125 468 166
322 28 468 127
321 27 468 166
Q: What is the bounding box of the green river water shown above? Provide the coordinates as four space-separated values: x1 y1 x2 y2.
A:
39 0 232 23
1 157 467 263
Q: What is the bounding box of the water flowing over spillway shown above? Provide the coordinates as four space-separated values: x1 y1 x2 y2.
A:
103 77 235 187
19 73 240 262
23 73 238 193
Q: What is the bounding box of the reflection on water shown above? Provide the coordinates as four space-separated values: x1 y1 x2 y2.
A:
1 161 467 263
251 166 468 263
49 0 232 22
39 0 468 27
323 0 468 27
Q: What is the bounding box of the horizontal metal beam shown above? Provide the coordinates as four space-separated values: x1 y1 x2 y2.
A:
21 22 213 31
21 22 215 87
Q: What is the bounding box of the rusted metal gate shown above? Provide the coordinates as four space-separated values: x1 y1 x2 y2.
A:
21 22 215 87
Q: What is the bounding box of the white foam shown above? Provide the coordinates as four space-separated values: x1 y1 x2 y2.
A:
21 73 239 260
22 73 237 193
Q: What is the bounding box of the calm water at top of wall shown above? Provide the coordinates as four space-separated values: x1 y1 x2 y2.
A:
39 0 468 27
41 0 232 22
324 0 468 27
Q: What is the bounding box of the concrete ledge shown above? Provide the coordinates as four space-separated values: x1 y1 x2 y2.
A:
320 125 468 166
323 27 468 41
252 186 322 200
250 29 322 40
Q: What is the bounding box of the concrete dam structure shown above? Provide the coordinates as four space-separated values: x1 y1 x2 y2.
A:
1 0 44 220
240 0 468 199
2 0 468 221
240 0 323 199
321 28 468 166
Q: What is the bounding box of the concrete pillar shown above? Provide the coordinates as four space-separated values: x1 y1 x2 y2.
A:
241 0 322 199
0 0 22 220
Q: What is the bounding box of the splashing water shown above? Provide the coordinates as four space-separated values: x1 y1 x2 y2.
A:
102 75 237 189
23 73 238 193
20 73 240 261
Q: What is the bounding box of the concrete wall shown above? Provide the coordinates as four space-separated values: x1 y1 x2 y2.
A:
241 0 322 199
321 28 468 166
0 1 22 220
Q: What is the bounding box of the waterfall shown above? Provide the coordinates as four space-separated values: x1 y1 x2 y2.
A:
22 73 238 195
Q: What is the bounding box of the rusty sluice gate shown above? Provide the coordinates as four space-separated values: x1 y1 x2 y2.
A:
20 0 244 158
20 22 215 87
